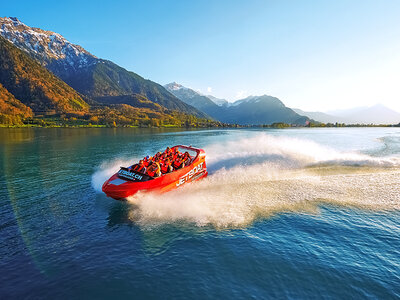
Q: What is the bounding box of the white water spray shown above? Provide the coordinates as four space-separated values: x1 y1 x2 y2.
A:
92 134 400 228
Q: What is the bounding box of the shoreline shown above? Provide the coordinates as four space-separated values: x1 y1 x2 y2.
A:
0 124 397 129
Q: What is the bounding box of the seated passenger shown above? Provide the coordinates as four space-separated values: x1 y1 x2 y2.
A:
172 147 180 156
154 152 162 162
147 161 161 177
143 156 151 167
132 160 147 174
169 153 175 162
164 147 171 154
173 155 184 170
161 159 173 174
182 152 191 167
172 151 181 162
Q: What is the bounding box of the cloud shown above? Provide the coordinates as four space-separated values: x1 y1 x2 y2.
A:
207 87 212 93
235 90 248 99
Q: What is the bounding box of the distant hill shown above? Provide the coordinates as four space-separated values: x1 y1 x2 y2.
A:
166 83 309 125
59 60 209 117
0 17 208 119
292 108 349 124
327 104 400 124
218 95 309 125
165 82 220 119
293 104 400 125
0 36 89 114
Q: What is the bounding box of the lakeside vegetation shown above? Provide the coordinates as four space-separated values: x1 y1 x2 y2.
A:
2 117 399 128
0 112 230 128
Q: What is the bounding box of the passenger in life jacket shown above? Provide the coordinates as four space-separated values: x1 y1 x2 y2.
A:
143 156 151 167
131 160 147 174
153 152 162 163
172 147 179 156
173 153 184 170
167 151 174 160
164 147 171 154
161 159 173 174
147 161 161 177
172 149 181 162
159 153 166 163
182 152 191 167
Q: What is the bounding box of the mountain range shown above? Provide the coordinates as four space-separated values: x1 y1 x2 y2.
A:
0 17 212 126
0 17 312 127
165 82 309 125
1 17 397 127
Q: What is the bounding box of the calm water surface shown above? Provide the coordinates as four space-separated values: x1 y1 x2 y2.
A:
1 127 400 298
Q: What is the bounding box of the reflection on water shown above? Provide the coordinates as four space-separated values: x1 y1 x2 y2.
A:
0 128 36 144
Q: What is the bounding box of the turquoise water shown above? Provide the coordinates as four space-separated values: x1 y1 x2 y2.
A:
1 127 400 298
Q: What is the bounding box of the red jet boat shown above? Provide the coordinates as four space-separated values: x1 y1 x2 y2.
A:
102 145 208 200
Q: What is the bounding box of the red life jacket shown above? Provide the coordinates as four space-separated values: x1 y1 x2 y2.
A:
173 159 182 169
147 165 155 177
147 163 160 177
143 157 151 167
161 162 171 173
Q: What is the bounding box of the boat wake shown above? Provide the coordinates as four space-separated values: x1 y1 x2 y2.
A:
92 134 400 228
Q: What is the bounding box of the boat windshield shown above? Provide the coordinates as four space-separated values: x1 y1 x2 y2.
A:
175 146 197 160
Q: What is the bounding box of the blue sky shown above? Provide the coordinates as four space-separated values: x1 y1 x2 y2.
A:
3 0 400 111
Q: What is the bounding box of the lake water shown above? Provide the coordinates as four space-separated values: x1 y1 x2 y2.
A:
1 127 400 298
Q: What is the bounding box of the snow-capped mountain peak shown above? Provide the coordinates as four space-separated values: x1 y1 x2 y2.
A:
8 17 23 26
0 17 96 69
207 95 229 106
164 82 187 91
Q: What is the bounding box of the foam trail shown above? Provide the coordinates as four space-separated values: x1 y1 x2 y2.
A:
127 163 400 228
206 134 400 169
92 133 400 228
